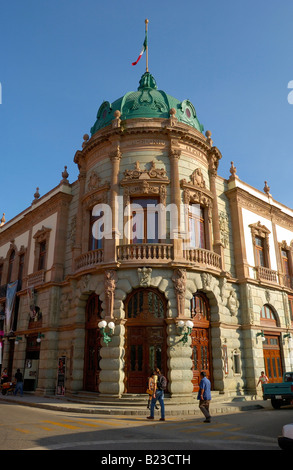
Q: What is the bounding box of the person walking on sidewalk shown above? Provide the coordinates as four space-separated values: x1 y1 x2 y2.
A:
197 371 211 423
147 368 166 421
257 371 269 388
14 369 24 396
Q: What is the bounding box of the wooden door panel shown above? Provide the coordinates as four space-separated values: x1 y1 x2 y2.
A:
125 288 167 394
126 326 166 393
127 327 145 393
264 349 283 383
84 328 101 392
191 328 210 393
83 294 102 392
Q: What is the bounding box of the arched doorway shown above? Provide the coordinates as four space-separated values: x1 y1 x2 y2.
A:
260 304 283 384
124 288 167 393
190 292 212 392
83 293 102 392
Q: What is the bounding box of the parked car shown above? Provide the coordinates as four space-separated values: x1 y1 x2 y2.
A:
278 423 293 450
262 372 293 409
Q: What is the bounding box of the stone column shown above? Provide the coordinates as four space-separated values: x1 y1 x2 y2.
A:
169 142 184 261
103 142 121 264
51 193 72 282
72 168 86 269
172 268 187 318
207 146 225 270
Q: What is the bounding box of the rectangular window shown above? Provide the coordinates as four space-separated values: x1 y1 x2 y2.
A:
130 197 159 243
188 205 205 249
38 241 46 271
281 249 292 288
255 236 266 267
18 254 25 290
89 212 103 250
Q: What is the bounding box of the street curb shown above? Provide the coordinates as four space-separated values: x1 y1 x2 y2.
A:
0 395 266 416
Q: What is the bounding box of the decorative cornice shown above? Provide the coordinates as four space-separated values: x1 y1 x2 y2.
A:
226 185 293 231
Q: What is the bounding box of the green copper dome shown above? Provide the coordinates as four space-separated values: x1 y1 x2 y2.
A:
90 72 204 135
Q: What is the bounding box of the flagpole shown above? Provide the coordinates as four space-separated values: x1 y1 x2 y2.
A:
145 18 149 72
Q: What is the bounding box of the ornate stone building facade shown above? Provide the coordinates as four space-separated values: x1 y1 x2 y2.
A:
0 72 292 399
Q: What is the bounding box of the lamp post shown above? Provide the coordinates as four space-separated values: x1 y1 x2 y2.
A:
256 331 266 342
177 320 193 345
98 320 115 346
36 332 45 343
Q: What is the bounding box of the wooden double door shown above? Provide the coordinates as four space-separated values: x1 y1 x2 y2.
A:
126 325 166 393
191 327 211 392
263 334 283 383
83 294 102 392
125 288 167 394
190 292 212 393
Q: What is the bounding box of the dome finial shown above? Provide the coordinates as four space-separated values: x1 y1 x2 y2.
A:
138 72 157 91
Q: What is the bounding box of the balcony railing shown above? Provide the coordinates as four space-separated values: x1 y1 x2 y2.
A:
75 249 104 271
27 270 45 288
255 266 278 284
117 243 173 263
183 248 221 270
74 244 222 271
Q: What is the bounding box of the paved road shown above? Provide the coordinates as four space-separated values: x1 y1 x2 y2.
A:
0 401 292 454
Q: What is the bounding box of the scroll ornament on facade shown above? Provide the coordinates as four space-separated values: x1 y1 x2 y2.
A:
172 268 187 318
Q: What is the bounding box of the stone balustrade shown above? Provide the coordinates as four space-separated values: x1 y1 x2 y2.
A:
256 266 278 284
183 248 221 270
27 269 45 288
117 243 173 263
75 249 104 271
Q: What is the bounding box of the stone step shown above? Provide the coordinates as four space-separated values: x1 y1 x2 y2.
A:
64 390 251 408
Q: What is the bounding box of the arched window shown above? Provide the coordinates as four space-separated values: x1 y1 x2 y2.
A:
190 292 209 321
126 288 165 319
260 304 277 326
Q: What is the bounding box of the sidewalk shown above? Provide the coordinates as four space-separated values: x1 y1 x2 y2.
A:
0 392 272 417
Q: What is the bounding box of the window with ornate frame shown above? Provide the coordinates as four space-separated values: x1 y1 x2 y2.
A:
81 173 110 254
181 168 213 250
7 250 15 284
120 160 170 244
89 211 104 250
279 241 293 289
129 196 160 243
188 204 206 249
33 226 51 273
18 252 25 290
249 222 271 269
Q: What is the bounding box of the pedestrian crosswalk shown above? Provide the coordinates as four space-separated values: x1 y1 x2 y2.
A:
6 416 245 437
1 415 279 451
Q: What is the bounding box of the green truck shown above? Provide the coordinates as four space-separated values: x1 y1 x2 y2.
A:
262 372 293 409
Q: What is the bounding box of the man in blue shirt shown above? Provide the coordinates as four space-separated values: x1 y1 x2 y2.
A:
197 371 211 423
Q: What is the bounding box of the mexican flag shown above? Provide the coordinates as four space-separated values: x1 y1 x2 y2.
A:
132 33 147 66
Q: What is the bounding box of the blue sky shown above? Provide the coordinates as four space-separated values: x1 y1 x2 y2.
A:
1 1 293 222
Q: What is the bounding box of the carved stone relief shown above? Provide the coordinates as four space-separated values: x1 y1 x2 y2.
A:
172 268 187 318
138 267 152 287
